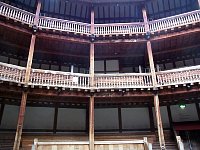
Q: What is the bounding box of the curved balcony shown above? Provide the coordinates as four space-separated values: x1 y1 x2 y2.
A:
1 62 200 90
0 2 199 37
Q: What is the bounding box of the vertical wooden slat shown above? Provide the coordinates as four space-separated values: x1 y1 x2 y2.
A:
0 103 5 125
167 105 173 129
89 96 94 150
53 106 58 134
148 104 155 132
195 103 200 120
118 107 122 133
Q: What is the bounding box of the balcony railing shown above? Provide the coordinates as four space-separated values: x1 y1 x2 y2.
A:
156 65 200 87
0 2 34 25
0 62 25 84
94 22 145 35
149 10 200 33
1 62 200 90
29 69 90 89
38 16 91 35
0 2 199 36
95 73 153 89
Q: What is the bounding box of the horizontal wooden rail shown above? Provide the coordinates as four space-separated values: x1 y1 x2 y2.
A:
1 62 200 90
95 73 153 89
94 22 145 35
34 139 150 150
30 68 90 89
0 62 25 84
38 16 91 35
0 2 34 25
0 2 199 36
149 10 200 33
156 65 200 87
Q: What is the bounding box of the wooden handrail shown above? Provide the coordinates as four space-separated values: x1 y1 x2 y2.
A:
0 2 199 36
176 136 185 150
0 2 35 25
1 62 200 89
149 9 200 33
156 65 200 87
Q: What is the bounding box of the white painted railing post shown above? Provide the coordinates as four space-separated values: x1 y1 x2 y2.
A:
176 136 185 150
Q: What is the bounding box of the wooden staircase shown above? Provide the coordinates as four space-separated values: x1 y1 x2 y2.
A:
0 133 14 150
0 132 156 150
152 130 178 150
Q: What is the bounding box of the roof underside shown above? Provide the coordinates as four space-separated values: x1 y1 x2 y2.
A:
2 0 198 23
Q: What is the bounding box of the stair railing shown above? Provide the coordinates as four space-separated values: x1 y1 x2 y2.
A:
173 127 185 150
176 136 185 150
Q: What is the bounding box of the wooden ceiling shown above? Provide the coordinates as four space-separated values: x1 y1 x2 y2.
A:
2 0 198 23
0 22 200 68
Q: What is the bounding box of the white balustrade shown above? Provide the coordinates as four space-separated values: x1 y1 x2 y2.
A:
1 62 200 89
0 62 25 84
95 73 153 89
149 10 200 33
0 2 199 35
38 16 91 35
156 65 200 87
29 69 90 89
0 2 34 25
94 22 145 35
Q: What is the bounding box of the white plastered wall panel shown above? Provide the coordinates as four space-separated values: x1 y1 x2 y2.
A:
94 108 119 130
122 108 150 129
171 104 199 122
57 108 86 130
0 105 19 129
23 107 54 129
152 106 170 128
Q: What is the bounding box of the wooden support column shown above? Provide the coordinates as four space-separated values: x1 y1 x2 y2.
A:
118 107 122 133
89 95 94 150
154 94 165 149
13 91 28 150
0 103 5 125
24 35 36 85
90 43 94 87
195 103 200 120
90 7 95 87
142 7 166 150
13 1 41 150
89 7 95 150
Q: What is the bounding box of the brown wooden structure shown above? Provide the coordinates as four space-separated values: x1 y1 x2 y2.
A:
0 0 200 150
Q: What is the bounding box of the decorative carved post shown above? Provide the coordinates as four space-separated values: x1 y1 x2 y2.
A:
89 6 95 150
13 1 41 150
142 7 166 150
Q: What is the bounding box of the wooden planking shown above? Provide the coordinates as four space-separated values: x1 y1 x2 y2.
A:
95 144 144 150
37 145 89 150
36 144 144 150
